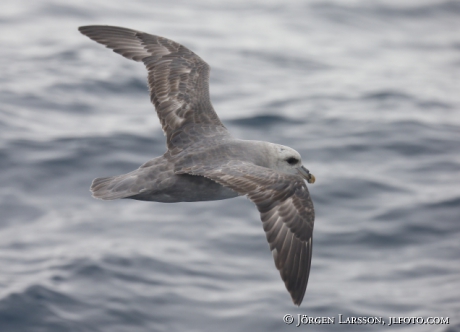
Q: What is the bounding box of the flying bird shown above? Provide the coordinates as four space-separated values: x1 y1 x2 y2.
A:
79 25 315 306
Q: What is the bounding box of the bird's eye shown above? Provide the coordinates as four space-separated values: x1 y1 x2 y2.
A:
286 157 299 165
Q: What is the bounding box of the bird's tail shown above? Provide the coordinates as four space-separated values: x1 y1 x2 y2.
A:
90 174 139 200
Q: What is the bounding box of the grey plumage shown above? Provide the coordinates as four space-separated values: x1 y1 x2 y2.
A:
79 25 315 306
78 25 226 153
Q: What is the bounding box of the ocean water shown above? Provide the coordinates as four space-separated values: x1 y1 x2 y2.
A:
1 0 460 331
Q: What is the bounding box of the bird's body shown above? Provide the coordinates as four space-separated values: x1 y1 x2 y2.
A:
92 138 297 202
79 25 315 306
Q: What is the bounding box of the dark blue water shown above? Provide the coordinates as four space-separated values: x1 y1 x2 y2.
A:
1 0 459 331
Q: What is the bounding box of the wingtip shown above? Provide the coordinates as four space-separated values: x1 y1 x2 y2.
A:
285 236 312 306
290 238 312 306
78 25 94 36
290 285 306 306
78 25 91 33
78 25 111 35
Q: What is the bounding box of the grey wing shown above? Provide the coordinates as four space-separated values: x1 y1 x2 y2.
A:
178 161 315 306
78 25 227 149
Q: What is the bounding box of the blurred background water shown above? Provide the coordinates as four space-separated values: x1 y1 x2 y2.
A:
1 0 459 331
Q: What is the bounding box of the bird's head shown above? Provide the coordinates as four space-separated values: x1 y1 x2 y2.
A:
266 143 315 184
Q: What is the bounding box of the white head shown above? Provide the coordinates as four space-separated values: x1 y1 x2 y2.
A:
265 143 315 183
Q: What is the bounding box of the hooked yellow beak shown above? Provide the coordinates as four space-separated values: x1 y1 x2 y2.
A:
297 165 315 184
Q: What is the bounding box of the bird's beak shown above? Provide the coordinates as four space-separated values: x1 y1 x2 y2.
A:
297 165 315 184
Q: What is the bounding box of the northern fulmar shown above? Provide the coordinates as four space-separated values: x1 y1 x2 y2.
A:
79 25 315 306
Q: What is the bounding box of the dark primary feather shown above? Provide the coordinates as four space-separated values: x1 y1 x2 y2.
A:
177 161 315 305
78 25 227 151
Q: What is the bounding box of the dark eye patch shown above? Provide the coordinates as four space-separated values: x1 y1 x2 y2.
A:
286 157 298 165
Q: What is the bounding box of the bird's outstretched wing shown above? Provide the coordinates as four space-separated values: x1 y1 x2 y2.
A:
177 161 315 305
79 25 228 150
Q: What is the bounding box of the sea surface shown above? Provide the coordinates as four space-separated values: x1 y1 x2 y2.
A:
1 0 459 331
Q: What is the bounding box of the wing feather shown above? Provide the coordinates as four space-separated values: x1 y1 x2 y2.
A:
79 25 228 150
179 161 315 305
